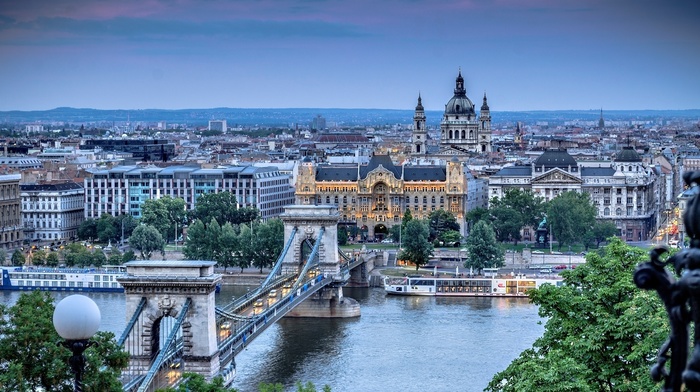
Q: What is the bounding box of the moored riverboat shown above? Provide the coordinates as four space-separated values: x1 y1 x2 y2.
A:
383 275 563 297
0 265 126 292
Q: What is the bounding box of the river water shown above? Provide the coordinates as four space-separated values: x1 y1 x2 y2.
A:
0 286 544 392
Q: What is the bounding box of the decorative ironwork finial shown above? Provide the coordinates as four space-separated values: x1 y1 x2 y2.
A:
634 171 700 392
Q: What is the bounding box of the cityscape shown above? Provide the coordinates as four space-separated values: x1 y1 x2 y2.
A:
1 0 700 391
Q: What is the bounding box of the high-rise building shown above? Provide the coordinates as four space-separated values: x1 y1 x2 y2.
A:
208 120 227 133
311 115 326 131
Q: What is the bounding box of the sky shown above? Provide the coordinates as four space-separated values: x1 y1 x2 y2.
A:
0 0 699 112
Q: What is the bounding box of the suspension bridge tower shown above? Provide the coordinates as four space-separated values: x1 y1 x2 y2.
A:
118 260 222 386
279 205 360 317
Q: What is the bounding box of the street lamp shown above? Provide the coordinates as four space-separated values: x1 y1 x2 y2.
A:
53 295 101 392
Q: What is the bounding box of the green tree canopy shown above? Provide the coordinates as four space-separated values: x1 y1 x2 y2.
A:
189 192 259 227
427 209 460 242
489 206 524 244
465 206 489 228
130 224 165 260
398 219 433 270
0 291 128 391
464 220 504 272
97 213 118 243
486 238 667 392
183 219 208 260
77 218 98 241
141 196 187 242
238 220 284 273
547 191 597 250
488 189 546 244
11 250 25 266
337 226 348 246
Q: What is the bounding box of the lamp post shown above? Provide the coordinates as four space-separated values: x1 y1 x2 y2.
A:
53 295 101 392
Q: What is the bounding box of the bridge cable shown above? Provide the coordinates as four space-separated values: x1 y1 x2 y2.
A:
136 298 192 392
117 297 147 347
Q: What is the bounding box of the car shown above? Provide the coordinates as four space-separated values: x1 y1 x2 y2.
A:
554 264 567 270
282 283 292 295
381 238 394 244
268 289 278 298
253 299 264 314
539 268 552 274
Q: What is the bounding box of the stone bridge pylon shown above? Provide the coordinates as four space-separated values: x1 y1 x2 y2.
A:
279 205 360 318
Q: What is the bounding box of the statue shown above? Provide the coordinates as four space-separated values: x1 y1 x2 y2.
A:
538 215 547 230
634 171 700 391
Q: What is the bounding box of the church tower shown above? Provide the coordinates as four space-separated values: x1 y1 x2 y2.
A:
514 122 523 150
598 108 605 130
412 93 427 155
479 93 492 153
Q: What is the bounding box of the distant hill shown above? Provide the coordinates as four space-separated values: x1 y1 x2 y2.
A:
0 107 698 127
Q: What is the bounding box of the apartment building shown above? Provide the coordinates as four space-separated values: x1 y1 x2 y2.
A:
20 182 84 243
83 165 296 220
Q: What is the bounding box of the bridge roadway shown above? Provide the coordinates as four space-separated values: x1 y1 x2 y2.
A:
217 273 335 376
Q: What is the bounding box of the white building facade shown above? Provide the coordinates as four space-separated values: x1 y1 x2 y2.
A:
21 182 85 243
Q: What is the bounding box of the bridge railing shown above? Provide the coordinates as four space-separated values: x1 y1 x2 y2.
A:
135 298 192 392
217 274 333 376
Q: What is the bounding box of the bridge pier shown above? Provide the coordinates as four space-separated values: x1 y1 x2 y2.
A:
279 205 361 318
285 285 360 318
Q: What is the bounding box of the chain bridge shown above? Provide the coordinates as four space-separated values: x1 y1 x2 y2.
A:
114 205 369 391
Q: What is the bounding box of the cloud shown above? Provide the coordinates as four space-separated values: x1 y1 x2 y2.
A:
0 16 371 47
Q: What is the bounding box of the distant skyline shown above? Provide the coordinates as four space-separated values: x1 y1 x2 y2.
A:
1 0 699 112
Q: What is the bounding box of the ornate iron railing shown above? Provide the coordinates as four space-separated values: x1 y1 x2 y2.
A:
634 171 700 392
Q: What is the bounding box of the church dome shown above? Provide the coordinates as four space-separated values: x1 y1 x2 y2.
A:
444 70 475 116
615 146 642 162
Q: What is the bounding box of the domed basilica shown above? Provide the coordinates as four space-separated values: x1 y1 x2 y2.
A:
412 69 492 156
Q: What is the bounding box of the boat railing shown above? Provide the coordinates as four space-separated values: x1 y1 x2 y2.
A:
9 266 127 275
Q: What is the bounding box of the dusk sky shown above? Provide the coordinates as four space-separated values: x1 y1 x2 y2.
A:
1 0 698 112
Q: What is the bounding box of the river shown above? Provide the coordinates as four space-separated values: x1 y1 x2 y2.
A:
0 287 544 392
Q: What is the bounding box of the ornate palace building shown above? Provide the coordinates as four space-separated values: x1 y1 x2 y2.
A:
412 70 493 156
489 148 659 241
295 154 475 239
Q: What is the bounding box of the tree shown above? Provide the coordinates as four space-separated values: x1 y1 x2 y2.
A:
398 219 433 270
485 238 667 392
189 192 258 227
547 191 597 250
130 224 165 260
591 221 618 248
116 214 138 243
465 206 489 227
464 220 504 273
489 189 546 244
122 250 136 263
489 206 524 243
11 250 25 266
92 250 107 267
31 249 47 266
46 252 60 267
141 196 186 242
337 226 348 246
427 209 460 242
0 248 7 265
0 291 129 391
97 213 118 243
183 219 208 260
108 250 123 265
217 223 239 272
388 224 401 243
438 229 462 247
77 218 98 241
239 220 284 273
